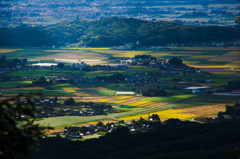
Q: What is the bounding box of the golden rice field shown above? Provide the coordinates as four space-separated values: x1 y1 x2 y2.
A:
181 104 226 117
80 92 90 96
139 102 156 107
119 109 196 121
115 96 133 100
114 100 129 104
98 99 112 102
97 87 108 90
72 48 110 50
62 87 80 93
0 48 21 53
114 51 152 57
129 101 151 106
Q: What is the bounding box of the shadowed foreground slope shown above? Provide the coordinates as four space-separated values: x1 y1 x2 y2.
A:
35 119 240 159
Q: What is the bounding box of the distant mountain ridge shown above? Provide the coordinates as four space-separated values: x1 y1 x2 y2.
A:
0 17 240 47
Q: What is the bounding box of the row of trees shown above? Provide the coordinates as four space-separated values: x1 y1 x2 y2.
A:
0 56 27 68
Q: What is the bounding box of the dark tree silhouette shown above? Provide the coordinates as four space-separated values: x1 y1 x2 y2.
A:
168 57 183 66
64 98 75 105
0 93 50 159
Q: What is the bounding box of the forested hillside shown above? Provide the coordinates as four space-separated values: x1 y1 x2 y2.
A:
1 17 240 47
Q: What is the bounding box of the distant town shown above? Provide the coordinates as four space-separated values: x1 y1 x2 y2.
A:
0 0 239 27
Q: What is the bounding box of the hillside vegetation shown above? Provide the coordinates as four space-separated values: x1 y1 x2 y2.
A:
1 17 240 47
36 119 240 159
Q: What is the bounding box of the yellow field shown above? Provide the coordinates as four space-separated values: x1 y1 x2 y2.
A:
129 101 151 106
226 61 240 68
72 48 110 50
139 102 156 107
192 55 217 58
62 87 79 93
181 104 225 117
0 49 21 53
113 51 152 57
119 109 196 121
98 99 111 102
115 96 133 100
114 100 129 104
227 51 240 54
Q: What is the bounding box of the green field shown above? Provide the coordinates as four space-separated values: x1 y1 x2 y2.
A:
0 81 32 89
35 115 109 127
141 95 196 102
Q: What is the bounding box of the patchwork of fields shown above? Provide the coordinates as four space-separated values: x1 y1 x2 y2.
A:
1 47 239 76
0 47 240 127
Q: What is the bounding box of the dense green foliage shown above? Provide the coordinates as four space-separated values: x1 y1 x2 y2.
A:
225 80 240 91
64 98 75 105
218 102 240 119
0 27 55 47
168 57 184 66
0 94 47 159
142 88 170 97
1 17 240 47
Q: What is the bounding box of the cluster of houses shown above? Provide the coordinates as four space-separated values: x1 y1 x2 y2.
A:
36 107 97 118
60 119 155 140
33 97 114 118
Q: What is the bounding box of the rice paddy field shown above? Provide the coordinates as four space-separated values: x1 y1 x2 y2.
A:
1 46 240 127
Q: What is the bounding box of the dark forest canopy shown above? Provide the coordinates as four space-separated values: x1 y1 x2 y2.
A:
0 17 240 47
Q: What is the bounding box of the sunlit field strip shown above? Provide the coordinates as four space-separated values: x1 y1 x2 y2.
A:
145 102 168 108
192 55 217 58
115 96 133 100
129 101 151 106
62 87 80 93
137 102 156 107
0 49 21 53
119 109 196 121
98 99 112 102
188 65 227 68
17 87 43 90
114 51 152 57
81 92 90 96
114 100 129 104
97 87 108 90
71 48 110 50
227 51 240 54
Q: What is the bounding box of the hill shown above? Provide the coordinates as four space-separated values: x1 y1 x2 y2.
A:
0 17 240 47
